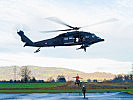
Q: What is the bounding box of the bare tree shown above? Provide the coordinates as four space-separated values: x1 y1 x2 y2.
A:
56 75 66 82
124 75 130 81
47 77 55 82
20 66 31 83
130 74 133 80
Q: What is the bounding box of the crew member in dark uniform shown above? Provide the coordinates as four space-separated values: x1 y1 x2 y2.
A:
82 85 86 99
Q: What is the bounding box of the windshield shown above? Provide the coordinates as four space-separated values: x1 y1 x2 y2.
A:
92 33 101 39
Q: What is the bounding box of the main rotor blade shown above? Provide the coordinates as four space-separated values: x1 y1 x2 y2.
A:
40 28 73 33
46 17 74 29
82 18 118 28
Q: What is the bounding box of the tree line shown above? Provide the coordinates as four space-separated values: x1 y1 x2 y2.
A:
103 74 133 82
113 74 133 82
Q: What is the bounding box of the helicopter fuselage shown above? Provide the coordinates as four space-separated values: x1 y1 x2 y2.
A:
18 30 104 52
31 31 104 47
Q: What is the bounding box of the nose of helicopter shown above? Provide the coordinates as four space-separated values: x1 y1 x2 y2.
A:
98 38 104 42
100 39 104 41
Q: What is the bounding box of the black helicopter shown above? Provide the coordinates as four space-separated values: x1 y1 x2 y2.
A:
17 17 106 53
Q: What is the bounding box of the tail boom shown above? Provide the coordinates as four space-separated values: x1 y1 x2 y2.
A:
17 30 34 47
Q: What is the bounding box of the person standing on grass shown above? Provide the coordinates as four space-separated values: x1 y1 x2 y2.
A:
82 85 86 98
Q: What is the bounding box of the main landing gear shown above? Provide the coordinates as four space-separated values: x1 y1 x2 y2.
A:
34 47 41 53
76 44 90 52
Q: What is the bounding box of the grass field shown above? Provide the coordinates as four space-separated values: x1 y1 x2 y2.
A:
0 88 133 94
0 83 64 88
0 82 133 94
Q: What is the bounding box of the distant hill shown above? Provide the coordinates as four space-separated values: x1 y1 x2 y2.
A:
0 66 115 81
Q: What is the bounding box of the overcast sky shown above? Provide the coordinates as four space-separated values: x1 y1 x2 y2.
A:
0 0 133 74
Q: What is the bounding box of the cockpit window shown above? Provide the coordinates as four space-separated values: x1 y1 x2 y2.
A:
85 35 89 38
92 34 96 38
64 37 68 40
69 36 73 39
92 35 95 38
97 37 101 39
92 34 101 39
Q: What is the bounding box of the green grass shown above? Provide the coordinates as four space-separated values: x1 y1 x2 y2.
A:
0 83 64 88
0 88 133 94
0 83 133 94
0 89 81 93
